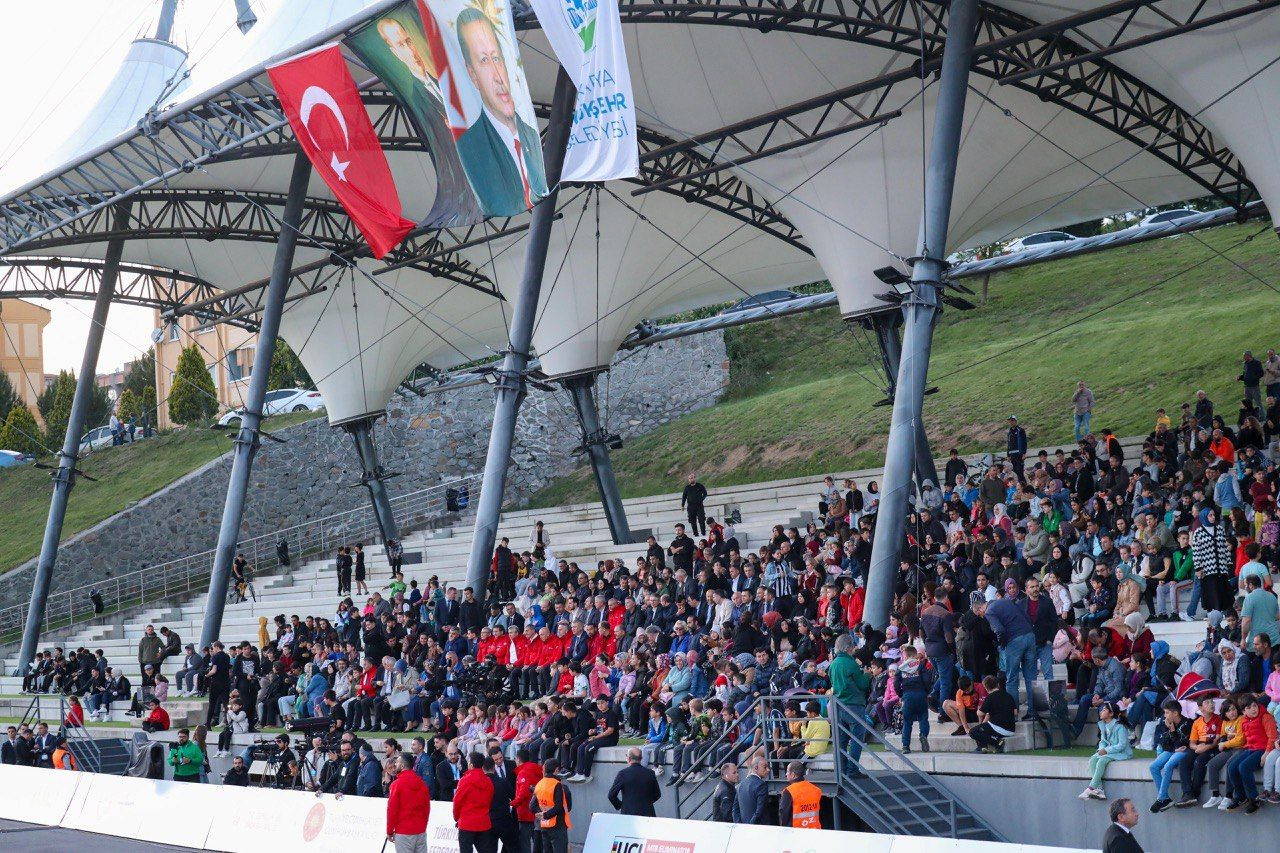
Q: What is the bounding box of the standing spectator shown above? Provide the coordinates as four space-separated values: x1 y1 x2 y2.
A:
734 755 769 825
1263 349 1280 402
486 745 519 853
894 646 933 753
1240 574 1279 647
1103 798 1144 853
454 752 494 853
1006 416 1028 483
681 474 709 537
919 589 956 716
137 625 163 680
204 641 232 728
386 538 402 576
1073 381 1095 441
828 634 870 766
168 728 204 783
1240 350 1264 409
711 762 738 822
984 593 1036 713
668 524 695 574
607 747 661 816
1192 507 1234 616
512 748 543 853
385 751 431 852
532 758 572 853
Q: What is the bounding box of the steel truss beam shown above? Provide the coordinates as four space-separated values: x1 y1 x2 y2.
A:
0 0 1253 262
601 0 1256 209
0 256 261 329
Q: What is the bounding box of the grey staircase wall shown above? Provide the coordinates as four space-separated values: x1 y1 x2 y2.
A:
0 333 727 609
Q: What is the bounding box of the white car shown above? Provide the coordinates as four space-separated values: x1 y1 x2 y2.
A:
216 388 325 427
0 449 33 468
79 424 151 453
1002 231 1076 254
1136 208 1199 228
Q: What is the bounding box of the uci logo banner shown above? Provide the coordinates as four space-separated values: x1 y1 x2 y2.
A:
530 0 638 181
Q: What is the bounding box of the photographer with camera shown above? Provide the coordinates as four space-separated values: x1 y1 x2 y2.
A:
300 734 329 791
168 728 204 783
269 733 299 789
320 739 360 796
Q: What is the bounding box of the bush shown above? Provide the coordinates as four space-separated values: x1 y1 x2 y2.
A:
0 405 43 456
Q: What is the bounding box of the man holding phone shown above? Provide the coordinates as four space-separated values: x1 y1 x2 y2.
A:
168 728 204 783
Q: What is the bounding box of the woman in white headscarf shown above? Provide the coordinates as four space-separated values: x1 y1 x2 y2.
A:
1217 640 1248 693
991 503 1013 538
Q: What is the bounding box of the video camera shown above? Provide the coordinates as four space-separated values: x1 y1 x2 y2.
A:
248 738 282 763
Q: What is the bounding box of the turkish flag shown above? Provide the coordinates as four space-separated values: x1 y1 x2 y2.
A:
268 44 414 259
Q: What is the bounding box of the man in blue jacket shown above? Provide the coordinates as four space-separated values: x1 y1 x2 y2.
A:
733 755 769 824
984 594 1036 713
1006 415 1028 483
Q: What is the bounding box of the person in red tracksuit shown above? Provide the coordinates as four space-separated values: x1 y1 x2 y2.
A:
535 627 561 696
454 751 495 853
512 747 544 853
507 626 531 698
387 752 431 852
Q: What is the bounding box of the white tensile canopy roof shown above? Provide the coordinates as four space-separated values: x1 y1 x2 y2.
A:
1 0 1277 424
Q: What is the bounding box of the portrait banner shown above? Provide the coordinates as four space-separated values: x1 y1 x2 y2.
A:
346 2 484 227
529 0 639 181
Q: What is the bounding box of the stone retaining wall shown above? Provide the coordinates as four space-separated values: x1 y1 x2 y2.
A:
0 332 727 609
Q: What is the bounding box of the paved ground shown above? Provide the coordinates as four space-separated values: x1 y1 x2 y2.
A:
0 819 195 852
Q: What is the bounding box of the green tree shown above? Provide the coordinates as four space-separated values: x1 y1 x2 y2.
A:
86 384 112 433
267 339 312 391
0 370 19 424
116 388 140 421
123 348 156 401
37 370 72 423
141 385 158 427
43 374 74 449
0 405 43 455
167 344 218 426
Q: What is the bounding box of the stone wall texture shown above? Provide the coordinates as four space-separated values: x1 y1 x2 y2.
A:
0 333 727 611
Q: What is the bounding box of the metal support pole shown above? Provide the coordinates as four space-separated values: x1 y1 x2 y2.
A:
864 0 978 630
198 154 310 651
563 374 633 545
233 0 258 34
155 0 179 41
344 415 400 546
867 311 939 489
17 205 131 674
464 68 577 596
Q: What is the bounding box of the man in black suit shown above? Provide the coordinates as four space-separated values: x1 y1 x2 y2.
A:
14 727 36 767
0 725 18 765
607 748 662 817
33 723 56 768
435 745 464 799
1103 798 1144 853
486 745 519 853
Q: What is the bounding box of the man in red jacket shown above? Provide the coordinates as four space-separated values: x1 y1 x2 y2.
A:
387 753 431 852
453 751 495 853
512 747 544 853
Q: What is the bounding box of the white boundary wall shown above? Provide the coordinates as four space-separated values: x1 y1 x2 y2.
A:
581 814 1099 853
0 764 460 852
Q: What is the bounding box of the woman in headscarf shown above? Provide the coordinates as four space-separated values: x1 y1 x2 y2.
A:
990 503 1013 538
1217 640 1248 694
257 617 270 650
1120 612 1154 658
1193 507 1235 614
1105 550 1145 632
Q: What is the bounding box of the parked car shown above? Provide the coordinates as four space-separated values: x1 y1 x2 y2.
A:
79 423 151 454
216 388 325 427
0 449 34 468
1135 208 1199 228
1002 231 1076 254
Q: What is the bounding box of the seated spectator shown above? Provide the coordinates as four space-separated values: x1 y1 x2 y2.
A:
970 675 1017 754
1079 701 1131 801
141 699 170 733
1148 700 1192 812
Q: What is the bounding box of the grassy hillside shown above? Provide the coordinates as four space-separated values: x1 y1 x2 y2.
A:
0 410 322 571
527 222 1280 507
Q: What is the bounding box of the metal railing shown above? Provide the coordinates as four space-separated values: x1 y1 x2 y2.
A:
671 694 1005 841
0 474 480 648
16 693 101 772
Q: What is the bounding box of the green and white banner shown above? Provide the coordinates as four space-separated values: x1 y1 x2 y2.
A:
530 0 638 181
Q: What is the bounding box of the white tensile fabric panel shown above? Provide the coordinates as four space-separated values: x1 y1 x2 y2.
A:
45 38 188 180
276 258 509 425
998 0 1280 222
456 185 820 378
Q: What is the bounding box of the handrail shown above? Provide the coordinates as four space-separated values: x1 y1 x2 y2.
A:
59 695 100 773
0 474 481 649
670 694 1006 841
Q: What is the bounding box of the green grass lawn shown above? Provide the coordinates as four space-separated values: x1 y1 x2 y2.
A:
0 409 323 572
528 222 1280 507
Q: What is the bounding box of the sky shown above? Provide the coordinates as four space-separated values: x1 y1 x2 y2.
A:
0 1 284 374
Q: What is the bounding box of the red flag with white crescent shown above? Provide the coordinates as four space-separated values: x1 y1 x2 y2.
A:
417 0 468 142
267 44 414 258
